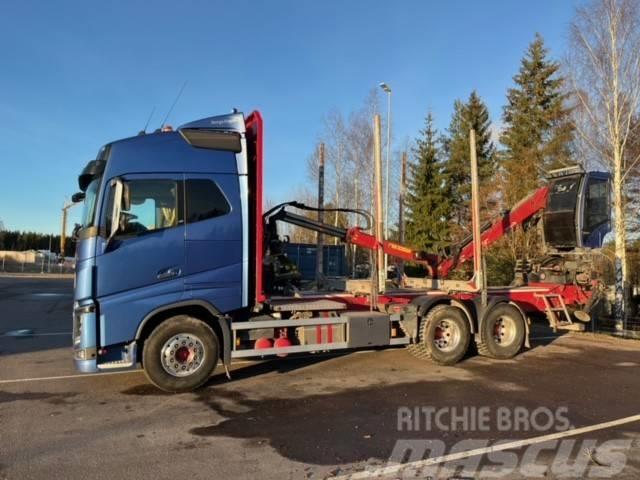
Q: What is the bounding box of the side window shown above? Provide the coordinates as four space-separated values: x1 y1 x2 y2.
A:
585 179 609 232
185 179 231 223
119 180 180 236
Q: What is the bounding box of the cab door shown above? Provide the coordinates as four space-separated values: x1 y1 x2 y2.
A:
183 173 243 313
95 174 186 346
580 173 611 248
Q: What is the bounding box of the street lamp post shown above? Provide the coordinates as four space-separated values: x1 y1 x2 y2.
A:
379 82 392 275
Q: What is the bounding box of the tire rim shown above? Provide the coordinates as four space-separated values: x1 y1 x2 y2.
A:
160 333 206 377
433 319 461 352
493 316 517 346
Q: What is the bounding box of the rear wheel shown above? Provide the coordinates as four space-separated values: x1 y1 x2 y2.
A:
412 305 471 365
142 315 219 393
476 304 525 359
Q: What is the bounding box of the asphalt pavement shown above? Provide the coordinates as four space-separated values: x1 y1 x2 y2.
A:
0 275 639 480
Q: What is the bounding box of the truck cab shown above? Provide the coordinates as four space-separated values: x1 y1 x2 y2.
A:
73 112 261 389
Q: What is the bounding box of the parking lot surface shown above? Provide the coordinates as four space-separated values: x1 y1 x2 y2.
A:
1 276 639 479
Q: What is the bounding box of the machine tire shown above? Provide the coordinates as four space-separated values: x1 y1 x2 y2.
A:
142 315 219 393
476 304 525 359
415 304 470 366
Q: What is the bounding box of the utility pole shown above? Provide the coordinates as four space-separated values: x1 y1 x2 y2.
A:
316 143 325 289
47 235 52 273
352 175 359 276
373 115 385 294
469 129 487 306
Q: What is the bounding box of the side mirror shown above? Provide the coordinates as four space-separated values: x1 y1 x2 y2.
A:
71 192 85 203
72 223 82 240
108 178 124 242
122 182 131 211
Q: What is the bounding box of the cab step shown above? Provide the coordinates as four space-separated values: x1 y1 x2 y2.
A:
97 359 135 370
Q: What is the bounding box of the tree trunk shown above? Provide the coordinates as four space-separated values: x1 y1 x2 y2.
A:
613 153 627 330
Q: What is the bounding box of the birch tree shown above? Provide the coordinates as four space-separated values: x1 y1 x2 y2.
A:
567 0 640 328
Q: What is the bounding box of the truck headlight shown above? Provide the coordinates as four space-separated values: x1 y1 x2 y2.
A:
73 304 96 349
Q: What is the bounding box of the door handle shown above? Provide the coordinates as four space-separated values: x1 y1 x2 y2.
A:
157 266 181 280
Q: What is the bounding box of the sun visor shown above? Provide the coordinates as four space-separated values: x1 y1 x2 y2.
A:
78 159 106 191
179 129 242 152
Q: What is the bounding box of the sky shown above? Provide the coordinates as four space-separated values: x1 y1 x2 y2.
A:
0 0 581 234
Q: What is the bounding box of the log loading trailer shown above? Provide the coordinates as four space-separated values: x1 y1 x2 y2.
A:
71 111 611 392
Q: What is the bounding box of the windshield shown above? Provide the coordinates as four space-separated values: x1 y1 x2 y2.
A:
547 175 581 212
81 178 101 228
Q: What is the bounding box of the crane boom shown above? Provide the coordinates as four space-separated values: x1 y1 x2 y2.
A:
265 185 550 281
265 206 440 271
265 169 609 283
265 186 550 281
436 186 550 277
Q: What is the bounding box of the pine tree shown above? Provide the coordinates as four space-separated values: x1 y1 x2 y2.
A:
500 33 573 205
443 91 497 237
405 112 451 252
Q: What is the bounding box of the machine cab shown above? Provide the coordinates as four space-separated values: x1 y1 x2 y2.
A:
543 168 611 250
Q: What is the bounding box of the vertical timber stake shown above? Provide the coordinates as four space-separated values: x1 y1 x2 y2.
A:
373 115 385 294
469 129 487 306
398 151 407 280
316 143 325 289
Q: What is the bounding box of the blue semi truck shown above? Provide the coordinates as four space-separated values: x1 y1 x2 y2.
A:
72 110 610 392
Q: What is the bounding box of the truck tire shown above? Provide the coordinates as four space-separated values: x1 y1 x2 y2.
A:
142 315 219 393
476 304 525 359
414 304 470 366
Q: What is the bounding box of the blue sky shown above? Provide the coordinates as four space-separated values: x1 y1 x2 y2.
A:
0 0 579 234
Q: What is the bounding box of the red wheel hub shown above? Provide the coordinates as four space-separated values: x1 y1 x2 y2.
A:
175 346 191 363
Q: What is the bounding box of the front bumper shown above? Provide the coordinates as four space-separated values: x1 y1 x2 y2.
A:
74 357 98 373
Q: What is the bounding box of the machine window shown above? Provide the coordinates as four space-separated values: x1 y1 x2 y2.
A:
585 179 609 232
185 179 231 223
119 180 179 236
547 175 580 212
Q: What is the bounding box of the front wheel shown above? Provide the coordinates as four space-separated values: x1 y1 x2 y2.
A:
142 315 219 393
476 304 525 359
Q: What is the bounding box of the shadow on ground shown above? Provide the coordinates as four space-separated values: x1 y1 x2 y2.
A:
122 333 640 468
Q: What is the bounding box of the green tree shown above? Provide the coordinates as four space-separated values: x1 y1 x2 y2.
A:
443 91 497 239
0 230 74 256
405 112 451 252
500 33 573 205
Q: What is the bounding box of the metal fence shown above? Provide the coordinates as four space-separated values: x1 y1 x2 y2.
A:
0 254 75 275
592 315 640 339
586 289 640 339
